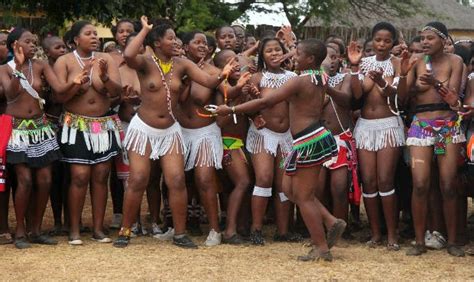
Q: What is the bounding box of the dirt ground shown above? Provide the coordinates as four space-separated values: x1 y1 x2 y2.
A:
2 195 474 280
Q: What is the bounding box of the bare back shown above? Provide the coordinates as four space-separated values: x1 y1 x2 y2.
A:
288 76 325 135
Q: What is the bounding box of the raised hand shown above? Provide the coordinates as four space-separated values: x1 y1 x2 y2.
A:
368 68 385 86
237 71 252 88
141 15 153 31
73 70 90 85
347 41 363 66
13 41 25 67
98 58 108 78
248 83 261 98
221 57 239 78
400 50 417 76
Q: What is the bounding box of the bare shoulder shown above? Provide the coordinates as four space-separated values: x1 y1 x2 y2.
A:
448 53 463 65
203 63 220 75
56 53 73 64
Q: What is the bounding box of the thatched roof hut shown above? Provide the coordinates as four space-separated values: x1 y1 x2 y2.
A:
304 0 474 42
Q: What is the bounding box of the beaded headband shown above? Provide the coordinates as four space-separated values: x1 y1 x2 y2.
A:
421 26 447 40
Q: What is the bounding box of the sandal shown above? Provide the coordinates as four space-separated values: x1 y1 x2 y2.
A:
274 232 303 243
112 235 130 248
387 243 401 251
30 234 58 245
113 228 131 248
0 232 13 244
327 219 347 249
222 233 247 245
14 236 31 249
250 230 265 246
297 247 333 262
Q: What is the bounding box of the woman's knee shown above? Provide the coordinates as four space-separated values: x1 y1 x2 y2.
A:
439 179 457 199
412 178 430 197
17 173 33 191
128 172 150 193
165 172 186 192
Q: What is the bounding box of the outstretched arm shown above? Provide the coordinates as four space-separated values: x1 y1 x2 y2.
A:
184 57 238 89
216 77 298 115
123 16 152 70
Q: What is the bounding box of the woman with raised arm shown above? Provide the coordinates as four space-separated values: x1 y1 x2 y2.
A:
54 21 122 245
113 16 236 248
1 28 88 248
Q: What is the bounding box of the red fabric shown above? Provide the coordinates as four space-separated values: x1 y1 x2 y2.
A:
329 131 361 206
0 114 13 192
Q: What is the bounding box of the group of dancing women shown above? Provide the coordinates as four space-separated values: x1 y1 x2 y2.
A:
0 14 473 261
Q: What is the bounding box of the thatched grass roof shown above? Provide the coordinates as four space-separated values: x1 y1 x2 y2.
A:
305 0 474 31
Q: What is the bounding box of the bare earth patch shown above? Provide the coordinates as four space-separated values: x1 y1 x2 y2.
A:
2 196 473 280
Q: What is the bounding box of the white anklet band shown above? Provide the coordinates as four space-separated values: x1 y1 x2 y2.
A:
362 191 378 198
253 186 272 197
379 189 395 197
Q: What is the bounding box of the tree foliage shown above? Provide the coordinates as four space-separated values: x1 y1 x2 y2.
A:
274 0 423 32
0 0 422 34
0 0 242 32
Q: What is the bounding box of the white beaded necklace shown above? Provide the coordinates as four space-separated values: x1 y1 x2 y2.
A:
328 73 346 88
259 69 296 89
360 55 394 78
73 50 94 85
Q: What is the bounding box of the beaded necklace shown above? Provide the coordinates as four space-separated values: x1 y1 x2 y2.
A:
328 73 346 88
158 57 173 75
152 54 175 121
299 69 328 86
73 50 94 86
360 55 394 78
260 69 296 89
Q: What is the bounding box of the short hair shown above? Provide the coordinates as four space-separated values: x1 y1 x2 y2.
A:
371 22 397 41
327 39 344 55
454 44 472 65
410 35 421 44
215 26 235 39
70 21 92 39
206 35 216 47
182 31 205 46
145 23 173 48
299 38 327 66
42 36 63 50
111 19 136 37
423 21 448 39
7 27 28 53
125 32 138 46
213 49 235 68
